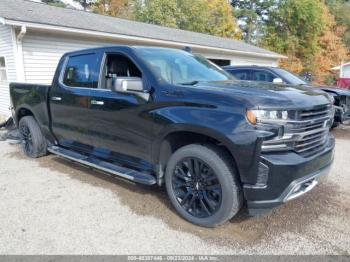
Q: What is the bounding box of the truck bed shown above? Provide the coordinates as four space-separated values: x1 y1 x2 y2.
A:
9 82 51 133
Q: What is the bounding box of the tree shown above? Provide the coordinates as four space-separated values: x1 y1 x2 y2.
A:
326 0 350 50
72 0 96 11
133 0 180 28
41 0 67 7
92 0 131 17
231 0 276 44
262 0 326 73
132 0 240 39
313 3 348 84
175 0 210 33
262 0 348 84
205 0 241 39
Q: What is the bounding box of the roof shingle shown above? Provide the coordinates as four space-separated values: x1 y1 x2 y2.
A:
0 0 284 58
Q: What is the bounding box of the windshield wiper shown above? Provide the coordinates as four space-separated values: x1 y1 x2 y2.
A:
178 80 200 85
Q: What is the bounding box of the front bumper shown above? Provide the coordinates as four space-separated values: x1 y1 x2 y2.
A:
245 135 335 215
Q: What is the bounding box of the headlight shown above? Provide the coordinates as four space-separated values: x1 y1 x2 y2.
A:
246 109 289 125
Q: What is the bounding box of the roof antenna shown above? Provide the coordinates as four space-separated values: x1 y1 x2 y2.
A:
184 46 192 53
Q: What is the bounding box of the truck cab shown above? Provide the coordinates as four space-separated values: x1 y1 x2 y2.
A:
10 46 335 227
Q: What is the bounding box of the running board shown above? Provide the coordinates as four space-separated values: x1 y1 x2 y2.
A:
47 146 156 185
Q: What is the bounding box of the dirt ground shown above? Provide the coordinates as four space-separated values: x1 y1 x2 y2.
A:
0 125 349 255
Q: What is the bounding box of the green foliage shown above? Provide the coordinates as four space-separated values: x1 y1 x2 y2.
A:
231 0 276 44
92 0 132 17
326 0 350 49
262 0 326 72
133 0 180 28
132 0 240 39
176 0 208 32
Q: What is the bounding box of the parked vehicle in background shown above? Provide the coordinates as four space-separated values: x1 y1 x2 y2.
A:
223 65 350 127
10 46 334 227
337 78 350 89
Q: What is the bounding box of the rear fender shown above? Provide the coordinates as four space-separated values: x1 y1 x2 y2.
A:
15 106 55 144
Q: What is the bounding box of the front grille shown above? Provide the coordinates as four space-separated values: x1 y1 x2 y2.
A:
299 104 331 120
295 129 329 156
293 104 332 157
262 104 333 157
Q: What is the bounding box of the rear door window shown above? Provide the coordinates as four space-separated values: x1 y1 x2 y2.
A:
63 53 99 88
251 70 276 82
228 69 251 81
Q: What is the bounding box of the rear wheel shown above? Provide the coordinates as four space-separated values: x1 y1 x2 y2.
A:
165 144 242 227
19 116 47 158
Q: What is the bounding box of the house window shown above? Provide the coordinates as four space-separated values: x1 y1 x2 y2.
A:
0 57 7 81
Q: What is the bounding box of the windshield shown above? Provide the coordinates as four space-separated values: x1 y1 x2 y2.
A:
135 47 233 85
273 68 307 85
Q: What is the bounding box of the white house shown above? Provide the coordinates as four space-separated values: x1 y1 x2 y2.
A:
0 0 285 116
332 62 350 78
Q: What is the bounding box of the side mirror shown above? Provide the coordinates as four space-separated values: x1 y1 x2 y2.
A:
113 77 144 92
273 78 284 84
112 77 149 100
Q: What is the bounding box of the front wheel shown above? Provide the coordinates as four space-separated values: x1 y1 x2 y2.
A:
165 144 242 227
331 121 340 128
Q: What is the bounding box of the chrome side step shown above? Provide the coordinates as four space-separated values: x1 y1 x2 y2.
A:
48 146 157 185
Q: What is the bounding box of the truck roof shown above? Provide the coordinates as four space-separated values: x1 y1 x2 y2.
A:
222 65 278 70
63 45 188 56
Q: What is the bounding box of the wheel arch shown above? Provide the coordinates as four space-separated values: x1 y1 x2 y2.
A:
15 106 36 125
153 124 240 185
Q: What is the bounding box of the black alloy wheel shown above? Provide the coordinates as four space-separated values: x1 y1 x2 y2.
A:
165 144 242 227
172 157 222 218
19 123 34 156
18 116 47 158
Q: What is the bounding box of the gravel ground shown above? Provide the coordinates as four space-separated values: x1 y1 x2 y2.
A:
0 126 349 255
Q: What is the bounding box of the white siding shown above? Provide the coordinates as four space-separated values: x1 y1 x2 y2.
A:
195 50 278 67
22 31 279 84
342 64 350 78
22 32 122 84
229 55 278 67
0 24 16 116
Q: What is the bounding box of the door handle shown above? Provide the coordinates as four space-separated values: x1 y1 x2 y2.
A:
91 100 104 106
51 96 62 101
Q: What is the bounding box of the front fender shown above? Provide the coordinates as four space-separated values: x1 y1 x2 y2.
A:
151 105 269 184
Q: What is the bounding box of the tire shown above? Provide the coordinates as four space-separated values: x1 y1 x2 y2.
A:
331 121 340 129
18 116 47 158
165 144 243 227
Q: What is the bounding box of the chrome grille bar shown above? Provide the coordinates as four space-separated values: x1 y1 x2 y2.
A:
261 104 333 157
300 109 330 118
295 136 327 149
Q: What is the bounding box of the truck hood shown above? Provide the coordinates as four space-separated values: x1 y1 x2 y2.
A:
194 80 332 109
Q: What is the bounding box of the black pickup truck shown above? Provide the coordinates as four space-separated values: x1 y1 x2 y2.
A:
10 46 335 227
223 65 350 127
